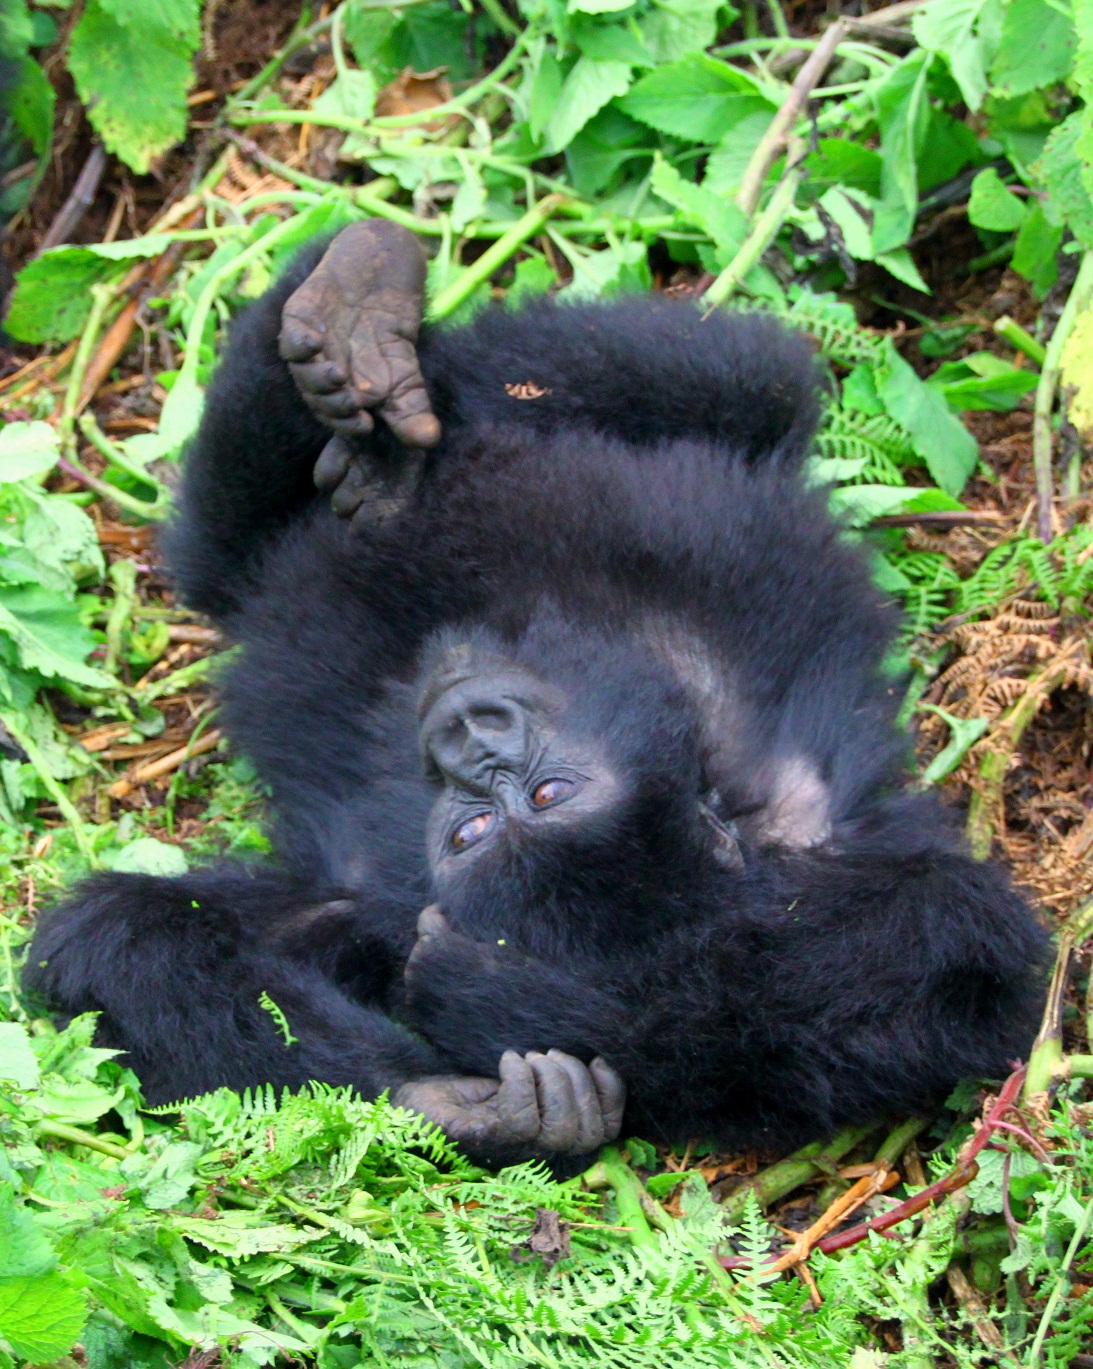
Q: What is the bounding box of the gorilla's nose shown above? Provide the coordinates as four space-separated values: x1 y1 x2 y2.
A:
421 679 530 789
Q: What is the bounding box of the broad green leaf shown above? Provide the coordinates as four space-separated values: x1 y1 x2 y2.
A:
571 14 653 64
927 353 1037 409
544 57 633 153
1036 111 1093 248
0 0 33 58
313 69 376 123
123 1140 200 1209
875 248 930 293
805 138 883 198
0 585 113 689
639 0 731 63
106 836 190 876
22 495 105 592
872 51 933 254
0 420 59 482
0 1271 85 1361
569 0 636 11
651 154 747 260
388 1 472 81
172 1210 325 1257
0 1023 39 1089
991 0 1076 95
702 110 773 196
912 0 994 110
4 247 121 343
98 0 200 42
876 340 978 495
0 1183 54 1279
968 166 1028 230
343 3 399 73
557 240 650 299
1011 199 1063 294
27 1076 125 1124
829 483 926 526
67 0 197 173
125 369 206 464
818 186 874 260
506 255 556 308
524 37 563 142
565 104 651 196
450 158 488 231
619 53 772 142
917 108 985 192
5 54 55 160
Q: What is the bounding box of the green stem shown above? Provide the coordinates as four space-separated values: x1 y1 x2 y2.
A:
37 1120 127 1159
993 315 1046 366
0 712 97 866
766 0 790 38
265 1291 319 1346
1067 1054 1093 1078
104 559 138 676
1026 1192 1093 1367
704 151 804 308
874 1116 931 1167
1033 250 1093 540
78 412 172 503
58 281 120 453
720 1122 877 1222
427 194 566 320
596 1146 658 1246
59 453 167 522
231 5 319 103
478 0 522 38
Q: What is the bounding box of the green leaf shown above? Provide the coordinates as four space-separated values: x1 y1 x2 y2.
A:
98 0 200 43
106 836 189 876
0 0 33 58
968 167 1028 230
651 154 747 260
125 1140 201 1209
544 57 633 153
818 186 874 259
1012 198 1063 294
557 240 651 299
619 53 771 142
4 248 121 344
526 40 563 142
0 1271 85 1361
805 138 883 199
571 14 653 64
67 0 197 174
912 0 994 110
0 1024 39 1089
388 1 471 81
506 255 556 308
0 1183 54 1279
565 104 651 196
991 0 1076 95
872 51 933 254
313 69 376 123
927 352 1038 409
4 54 55 160
876 338 978 495
172 1210 324 1257
0 420 60 482
0 585 113 689
829 483 923 526
569 0 636 12
875 248 930 293
702 109 773 196
639 0 732 63
1036 111 1093 248
343 2 399 74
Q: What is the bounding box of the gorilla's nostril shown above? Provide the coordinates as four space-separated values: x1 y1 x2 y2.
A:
466 703 517 733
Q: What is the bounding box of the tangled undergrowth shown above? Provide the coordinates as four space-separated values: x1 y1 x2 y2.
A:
1 0 1093 1364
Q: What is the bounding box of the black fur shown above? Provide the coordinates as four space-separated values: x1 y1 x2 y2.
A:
26 256 1048 1158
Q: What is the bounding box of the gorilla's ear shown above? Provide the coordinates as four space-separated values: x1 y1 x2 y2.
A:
699 801 744 871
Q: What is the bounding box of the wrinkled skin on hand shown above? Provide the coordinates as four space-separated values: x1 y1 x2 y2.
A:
279 220 441 523
395 907 626 1156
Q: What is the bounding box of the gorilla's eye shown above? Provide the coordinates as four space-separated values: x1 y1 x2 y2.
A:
531 778 575 809
452 813 493 849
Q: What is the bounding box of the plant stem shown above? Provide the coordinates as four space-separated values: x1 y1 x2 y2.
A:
994 315 1046 366
37 1120 127 1158
1026 1192 1093 1367
720 1122 876 1222
1033 250 1093 542
427 194 566 320
1024 896 1093 1100
705 143 805 307
58 455 167 522
874 1115 930 1166
0 712 97 866
104 559 138 676
1067 1054 1093 1078
595 1146 658 1246
78 412 172 504
58 281 120 454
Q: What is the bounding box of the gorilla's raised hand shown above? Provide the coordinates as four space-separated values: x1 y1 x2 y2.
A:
395 1048 624 1157
278 220 441 522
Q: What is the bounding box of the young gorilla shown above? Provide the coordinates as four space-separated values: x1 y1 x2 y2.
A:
27 223 1048 1169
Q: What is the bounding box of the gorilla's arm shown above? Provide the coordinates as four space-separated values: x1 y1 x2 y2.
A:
24 869 622 1167
404 849 1048 1147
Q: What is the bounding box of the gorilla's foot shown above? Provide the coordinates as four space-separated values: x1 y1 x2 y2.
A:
314 432 427 530
278 219 441 450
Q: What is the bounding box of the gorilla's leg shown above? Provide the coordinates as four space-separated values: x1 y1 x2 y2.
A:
25 871 623 1164
25 866 441 1106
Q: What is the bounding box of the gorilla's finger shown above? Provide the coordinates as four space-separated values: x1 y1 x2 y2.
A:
325 411 376 438
330 462 368 517
279 318 324 363
291 358 348 395
590 1057 626 1140
308 388 365 420
417 904 448 938
447 1076 501 1105
546 1049 604 1150
313 435 354 492
377 350 441 449
527 1051 580 1151
495 1050 541 1142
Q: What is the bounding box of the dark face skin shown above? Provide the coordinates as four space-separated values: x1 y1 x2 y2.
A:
419 663 620 883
